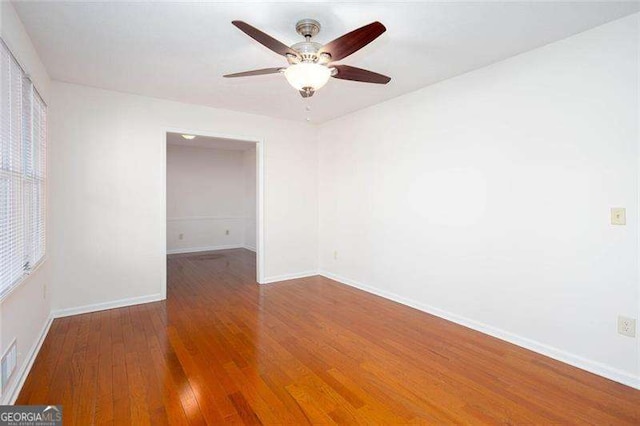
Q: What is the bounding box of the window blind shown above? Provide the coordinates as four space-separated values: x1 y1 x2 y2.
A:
0 39 47 298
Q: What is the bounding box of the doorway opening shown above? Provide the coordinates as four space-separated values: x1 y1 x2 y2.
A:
162 130 264 297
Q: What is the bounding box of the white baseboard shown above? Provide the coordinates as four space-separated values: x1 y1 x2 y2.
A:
167 244 244 255
319 270 640 390
260 271 318 284
52 293 164 318
243 245 257 252
1 314 53 405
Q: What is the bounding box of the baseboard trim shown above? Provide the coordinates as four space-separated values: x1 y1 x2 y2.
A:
52 293 165 318
167 244 244 255
1 314 53 405
319 270 640 390
260 271 318 284
243 245 257 253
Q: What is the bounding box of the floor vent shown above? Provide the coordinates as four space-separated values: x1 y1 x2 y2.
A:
193 254 225 261
1 340 18 392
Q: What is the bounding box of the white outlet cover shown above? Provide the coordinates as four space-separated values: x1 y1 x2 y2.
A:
617 316 636 337
611 208 626 225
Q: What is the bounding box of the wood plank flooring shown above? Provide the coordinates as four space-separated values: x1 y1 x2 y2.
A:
17 249 640 424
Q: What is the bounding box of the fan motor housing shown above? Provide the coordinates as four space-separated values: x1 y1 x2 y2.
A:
288 41 323 64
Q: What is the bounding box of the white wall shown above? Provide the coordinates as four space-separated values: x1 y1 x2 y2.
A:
244 147 257 251
0 1 52 403
318 14 640 386
167 145 252 253
49 81 318 312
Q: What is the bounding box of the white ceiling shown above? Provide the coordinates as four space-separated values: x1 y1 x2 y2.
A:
166 132 256 150
14 1 640 123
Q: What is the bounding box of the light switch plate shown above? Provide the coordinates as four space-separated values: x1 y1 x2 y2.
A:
611 208 626 225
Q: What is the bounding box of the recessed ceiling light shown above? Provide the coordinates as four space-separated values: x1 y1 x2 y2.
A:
181 134 196 140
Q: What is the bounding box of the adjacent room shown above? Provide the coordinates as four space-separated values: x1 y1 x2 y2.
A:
1 1 639 424
166 132 259 280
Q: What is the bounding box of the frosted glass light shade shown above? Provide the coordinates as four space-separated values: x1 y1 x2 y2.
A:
284 63 331 91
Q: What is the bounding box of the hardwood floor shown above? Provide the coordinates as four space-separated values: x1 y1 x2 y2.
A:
17 249 640 424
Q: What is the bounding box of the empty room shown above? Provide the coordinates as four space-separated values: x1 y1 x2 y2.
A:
0 1 639 424
166 132 259 276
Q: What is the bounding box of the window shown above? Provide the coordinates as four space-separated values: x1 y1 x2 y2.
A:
0 39 47 298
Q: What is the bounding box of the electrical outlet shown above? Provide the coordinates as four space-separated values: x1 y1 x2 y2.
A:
333 250 338 260
618 316 636 337
178 233 184 240
225 230 230 235
611 208 626 225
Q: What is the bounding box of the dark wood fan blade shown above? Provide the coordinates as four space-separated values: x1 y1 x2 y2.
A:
232 21 299 58
319 22 386 62
332 65 391 84
223 67 283 78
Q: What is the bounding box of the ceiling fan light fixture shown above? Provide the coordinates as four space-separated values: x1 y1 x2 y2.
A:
225 20 391 98
284 62 331 91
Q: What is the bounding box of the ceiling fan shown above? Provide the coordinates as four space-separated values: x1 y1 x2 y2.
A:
224 19 391 98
